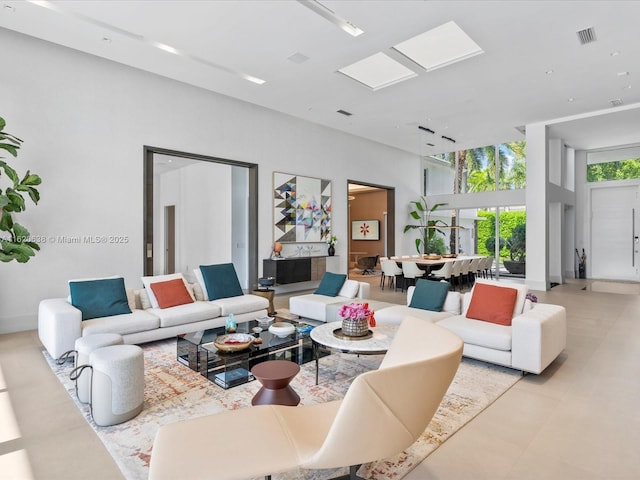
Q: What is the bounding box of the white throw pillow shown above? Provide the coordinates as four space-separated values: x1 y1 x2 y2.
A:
193 268 209 301
442 291 462 314
338 279 360 299
141 273 194 309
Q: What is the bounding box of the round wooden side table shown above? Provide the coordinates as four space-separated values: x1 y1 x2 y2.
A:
251 360 300 406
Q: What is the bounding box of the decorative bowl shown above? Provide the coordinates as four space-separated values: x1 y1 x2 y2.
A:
214 333 254 352
269 322 295 338
442 253 457 258
257 316 274 328
423 254 442 260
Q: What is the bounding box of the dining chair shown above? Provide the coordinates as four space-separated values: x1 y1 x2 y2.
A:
149 318 463 480
401 261 426 290
467 257 483 285
429 260 453 283
378 257 388 288
483 256 494 279
450 259 464 290
381 259 403 291
458 259 472 289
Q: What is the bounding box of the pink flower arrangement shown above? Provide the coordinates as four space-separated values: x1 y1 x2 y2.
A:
338 302 376 327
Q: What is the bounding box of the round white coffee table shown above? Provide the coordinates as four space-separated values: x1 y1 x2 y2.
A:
310 322 397 384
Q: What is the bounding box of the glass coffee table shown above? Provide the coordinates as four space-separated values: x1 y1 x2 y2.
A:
310 322 397 384
177 318 318 389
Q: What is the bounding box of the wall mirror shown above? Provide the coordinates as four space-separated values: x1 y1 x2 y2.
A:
144 146 258 289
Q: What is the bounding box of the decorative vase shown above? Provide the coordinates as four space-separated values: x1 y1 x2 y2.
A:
225 314 237 333
341 317 369 337
328 245 335 256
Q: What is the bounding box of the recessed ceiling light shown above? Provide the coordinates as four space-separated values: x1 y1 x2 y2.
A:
297 0 364 37
393 21 484 72
338 52 417 90
617 71 630 76
610 98 623 106
623 85 632 89
545 69 554 75
567 97 575 102
4 4 16 12
101 37 112 44
28 0 265 86
610 51 620 57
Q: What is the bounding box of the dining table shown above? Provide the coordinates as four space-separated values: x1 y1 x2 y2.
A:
390 255 485 276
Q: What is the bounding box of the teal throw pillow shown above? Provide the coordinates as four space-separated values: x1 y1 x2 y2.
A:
200 263 244 300
409 279 451 312
315 272 347 297
69 277 132 321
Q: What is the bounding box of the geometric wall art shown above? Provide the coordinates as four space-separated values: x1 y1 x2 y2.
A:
273 172 332 242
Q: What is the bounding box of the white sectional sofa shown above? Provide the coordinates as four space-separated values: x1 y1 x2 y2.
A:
39 268 268 360
289 279 371 322
374 279 566 374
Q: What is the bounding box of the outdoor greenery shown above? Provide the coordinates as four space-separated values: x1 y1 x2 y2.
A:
403 197 448 255
476 210 526 261
435 141 527 193
587 158 640 182
0 116 42 263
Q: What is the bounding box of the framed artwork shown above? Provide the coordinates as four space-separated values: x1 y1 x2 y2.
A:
351 220 380 240
273 172 332 243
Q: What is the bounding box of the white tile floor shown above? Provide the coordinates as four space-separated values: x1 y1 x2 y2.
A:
1 277 638 479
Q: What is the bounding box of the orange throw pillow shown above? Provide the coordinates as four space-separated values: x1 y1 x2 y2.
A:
150 278 195 309
466 283 517 326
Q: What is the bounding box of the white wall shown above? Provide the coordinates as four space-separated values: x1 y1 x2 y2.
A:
0 29 419 333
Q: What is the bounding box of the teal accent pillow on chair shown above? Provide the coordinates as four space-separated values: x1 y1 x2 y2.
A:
409 279 450 311
315 272 347 297
69 277 132 320
200 263 244 300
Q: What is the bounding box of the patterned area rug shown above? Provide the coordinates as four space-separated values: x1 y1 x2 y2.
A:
45 339 520 479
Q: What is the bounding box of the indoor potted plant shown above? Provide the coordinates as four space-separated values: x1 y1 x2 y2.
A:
504 223 526 275
326 234 337 256
403 197 448 255
0 116 42 263
338 302 375 337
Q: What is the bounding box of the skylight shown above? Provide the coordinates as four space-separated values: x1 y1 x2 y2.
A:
338 52 417 90
393 21 484 72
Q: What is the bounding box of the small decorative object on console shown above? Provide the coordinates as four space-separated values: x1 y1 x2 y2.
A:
338 302 376 337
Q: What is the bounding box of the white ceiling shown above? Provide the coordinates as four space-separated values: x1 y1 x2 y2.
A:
2 0 640 155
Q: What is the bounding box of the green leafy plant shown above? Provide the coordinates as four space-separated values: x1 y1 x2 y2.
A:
506 223 526 261
403 197 448 255
0 116 42 263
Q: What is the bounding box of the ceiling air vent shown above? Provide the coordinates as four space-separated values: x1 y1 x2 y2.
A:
610 98 623 107
576 27 597 45
337 109 352 116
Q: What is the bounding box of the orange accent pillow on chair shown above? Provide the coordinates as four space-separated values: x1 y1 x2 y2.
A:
150 278 195 309
466 283 517 326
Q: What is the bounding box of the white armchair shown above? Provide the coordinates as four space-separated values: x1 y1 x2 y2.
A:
149 318 463 480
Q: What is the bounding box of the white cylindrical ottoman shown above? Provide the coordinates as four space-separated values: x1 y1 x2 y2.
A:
89 344 144 427
73 333 124 404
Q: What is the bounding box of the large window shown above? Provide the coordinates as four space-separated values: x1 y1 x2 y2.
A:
425 141 526 194
587 158 640 182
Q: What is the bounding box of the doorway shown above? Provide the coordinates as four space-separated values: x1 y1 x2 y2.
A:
347 182 395 276
164 205 176 274
144 146 258 289
590 184 639 281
